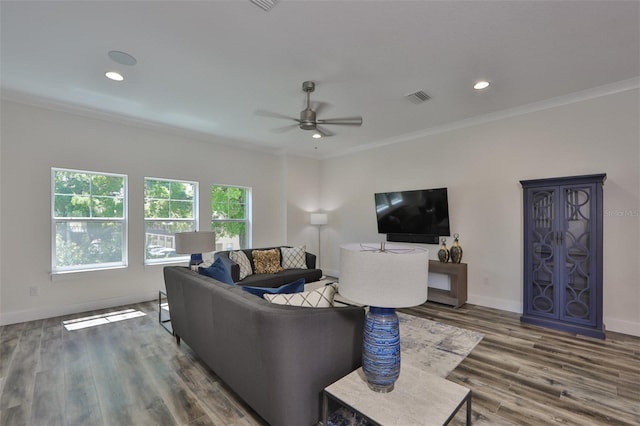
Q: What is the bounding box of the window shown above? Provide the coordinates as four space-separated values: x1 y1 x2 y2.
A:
211 185 251 250
52 168 127 273
144 178 197 264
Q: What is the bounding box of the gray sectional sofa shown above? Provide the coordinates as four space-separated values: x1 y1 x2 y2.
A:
163 266 365 426
214 246 322 287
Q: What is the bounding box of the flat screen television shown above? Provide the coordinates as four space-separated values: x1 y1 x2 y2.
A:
374 188 450 244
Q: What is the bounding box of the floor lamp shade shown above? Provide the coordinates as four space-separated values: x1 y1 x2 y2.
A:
175 231 216 266
310 213 328 226
340 243 429 392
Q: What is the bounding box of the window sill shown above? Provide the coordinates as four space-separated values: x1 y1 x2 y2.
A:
50 265 128 281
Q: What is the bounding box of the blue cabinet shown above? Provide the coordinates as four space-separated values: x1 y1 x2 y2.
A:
520 174 606 339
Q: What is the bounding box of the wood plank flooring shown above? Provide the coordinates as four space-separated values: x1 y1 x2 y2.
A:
1 300 638 425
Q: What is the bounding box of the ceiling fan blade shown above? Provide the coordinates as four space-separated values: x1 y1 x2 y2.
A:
315 125 334 137
271 123 299 133
317 116 363 126
255 109 299 122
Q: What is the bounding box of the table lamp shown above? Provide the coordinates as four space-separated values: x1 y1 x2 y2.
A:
175 231 216 269
339 242 429 392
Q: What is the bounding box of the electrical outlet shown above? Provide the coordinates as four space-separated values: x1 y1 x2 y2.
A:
29 286 39 296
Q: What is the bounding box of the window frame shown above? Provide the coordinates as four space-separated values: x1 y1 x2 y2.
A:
144 177 199 265
51 168 128 274
211 184 252 250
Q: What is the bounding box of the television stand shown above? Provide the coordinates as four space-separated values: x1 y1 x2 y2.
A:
427 260 467 308
387 233 439 244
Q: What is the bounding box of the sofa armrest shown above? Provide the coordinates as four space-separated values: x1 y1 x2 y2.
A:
305 251 317 269
214 251 240 282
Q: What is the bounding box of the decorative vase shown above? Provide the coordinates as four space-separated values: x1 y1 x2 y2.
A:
362 307 400 393
450 233 463 264
437 238 449 263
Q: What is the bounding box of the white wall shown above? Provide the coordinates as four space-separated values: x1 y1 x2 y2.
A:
319 88 640 336
284 156 323 257
0 100 287 324
2 89 638 337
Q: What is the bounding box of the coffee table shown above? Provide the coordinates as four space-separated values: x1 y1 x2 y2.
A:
323 363 471 425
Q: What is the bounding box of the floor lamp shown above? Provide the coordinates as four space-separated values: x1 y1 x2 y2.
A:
310 213 328 271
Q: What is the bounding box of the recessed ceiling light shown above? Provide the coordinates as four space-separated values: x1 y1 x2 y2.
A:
105 71 124 82
474 81 490 90
312 132 322 139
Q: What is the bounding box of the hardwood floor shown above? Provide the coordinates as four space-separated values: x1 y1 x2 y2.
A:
402 304 640 426
1 300 638 425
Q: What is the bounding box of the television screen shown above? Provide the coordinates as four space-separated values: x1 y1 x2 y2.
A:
374 188 450 237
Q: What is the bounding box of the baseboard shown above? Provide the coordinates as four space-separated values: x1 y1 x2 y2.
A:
0 291 157 326
603 317 640 337
467 294 523 314
469 295 639 337
323 268 340 279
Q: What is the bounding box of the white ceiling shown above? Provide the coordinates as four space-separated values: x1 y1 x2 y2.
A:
2 1 639 159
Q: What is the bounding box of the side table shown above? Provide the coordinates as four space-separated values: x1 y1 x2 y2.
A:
323 364 471 425
158 290 173 335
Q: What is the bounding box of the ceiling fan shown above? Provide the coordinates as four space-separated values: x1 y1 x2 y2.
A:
256 81 363 137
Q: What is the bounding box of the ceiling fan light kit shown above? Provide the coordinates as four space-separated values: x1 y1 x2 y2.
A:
257 81 363 138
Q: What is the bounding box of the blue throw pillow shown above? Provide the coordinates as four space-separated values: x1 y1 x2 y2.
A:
198 257 234 285
242 278 305 298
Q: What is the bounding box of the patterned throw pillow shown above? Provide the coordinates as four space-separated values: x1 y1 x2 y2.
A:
281 246 308 269
230 250 253 280
242 278 305 298
252 249 284 274
264 283 338 307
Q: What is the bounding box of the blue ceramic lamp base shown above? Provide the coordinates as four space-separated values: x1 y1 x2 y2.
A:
362 307 400 393
189 253 203 269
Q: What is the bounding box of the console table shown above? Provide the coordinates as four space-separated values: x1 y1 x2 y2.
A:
428 260 467 308
323 364 471 425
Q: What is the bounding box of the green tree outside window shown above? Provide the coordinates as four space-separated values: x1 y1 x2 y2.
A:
52 169 127 272
144 178 197 263
211 185 251 250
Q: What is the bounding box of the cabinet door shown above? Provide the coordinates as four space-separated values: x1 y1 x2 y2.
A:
559 184 598 326
524 187 561 319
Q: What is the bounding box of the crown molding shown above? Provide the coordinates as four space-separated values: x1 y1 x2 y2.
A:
0 88 282 157
323 77 640 160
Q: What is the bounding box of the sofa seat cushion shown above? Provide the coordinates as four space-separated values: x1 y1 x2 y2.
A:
238 268 323 288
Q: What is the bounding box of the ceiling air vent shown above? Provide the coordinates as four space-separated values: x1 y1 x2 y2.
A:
405 90 431 104
250 0 279 12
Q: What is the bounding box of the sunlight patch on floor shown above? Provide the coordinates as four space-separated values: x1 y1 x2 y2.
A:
63 308 146 331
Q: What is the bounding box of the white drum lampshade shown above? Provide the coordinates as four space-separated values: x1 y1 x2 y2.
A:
339 243 429 308
175 231 216 266
310 213 328 226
